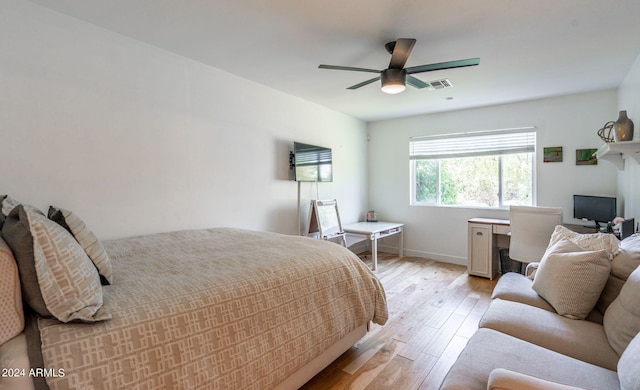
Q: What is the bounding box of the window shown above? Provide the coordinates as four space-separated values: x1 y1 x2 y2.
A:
410 128 535 208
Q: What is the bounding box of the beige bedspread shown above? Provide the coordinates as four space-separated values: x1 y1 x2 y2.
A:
35 228 387 389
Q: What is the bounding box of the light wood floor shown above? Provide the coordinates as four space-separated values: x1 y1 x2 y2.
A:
301 253 498 390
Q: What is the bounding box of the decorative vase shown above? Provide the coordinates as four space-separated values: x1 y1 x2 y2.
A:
613 110 634 142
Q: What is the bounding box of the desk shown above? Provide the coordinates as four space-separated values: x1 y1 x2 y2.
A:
468 218 510 279
467 218 601 279
343 222 404 271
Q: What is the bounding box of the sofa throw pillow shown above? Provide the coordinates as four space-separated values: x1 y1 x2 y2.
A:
604 265 640 356
618 332 640 390
48 206 113 285
0 195 20 217
0 237 24 345
548 225 620 260
532 238 610 320
1 205 110 323
611 235 640 280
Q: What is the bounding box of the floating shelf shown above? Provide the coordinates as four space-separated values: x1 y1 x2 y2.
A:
594 140 640 170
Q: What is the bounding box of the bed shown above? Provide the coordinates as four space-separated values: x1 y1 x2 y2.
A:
0 200 388 390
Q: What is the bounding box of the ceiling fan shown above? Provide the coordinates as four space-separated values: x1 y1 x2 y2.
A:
318 38 480 94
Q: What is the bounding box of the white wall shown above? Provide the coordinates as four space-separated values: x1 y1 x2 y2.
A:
0 1 367 239
617 53 640 220
367 90 619 265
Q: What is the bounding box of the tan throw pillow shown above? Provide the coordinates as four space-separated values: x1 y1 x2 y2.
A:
604 265 640 356
1 205 110 323
612 235 640 280
594 235 640 315
548 225 620 260
0 237 24 345
618 332 640 390
48 206 113 285
532 238 610 320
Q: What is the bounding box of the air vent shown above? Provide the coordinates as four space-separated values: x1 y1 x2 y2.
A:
426 78 453 90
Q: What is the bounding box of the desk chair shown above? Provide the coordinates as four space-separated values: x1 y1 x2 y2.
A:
509 205 563 272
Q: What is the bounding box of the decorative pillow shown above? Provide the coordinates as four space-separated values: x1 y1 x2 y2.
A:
532 238 610 319
1 204 110 323
548 225 620 259
618 332 640 390
612 235 640 280
604 265 640 356
594 235 640 315
0 195 20 217
48 206 113 285
0 237 24 345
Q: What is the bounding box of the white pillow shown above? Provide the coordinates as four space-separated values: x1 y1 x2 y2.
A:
548 225 620 260
532 238 610 319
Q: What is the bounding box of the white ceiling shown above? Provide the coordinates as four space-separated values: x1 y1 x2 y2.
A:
28 0 640 122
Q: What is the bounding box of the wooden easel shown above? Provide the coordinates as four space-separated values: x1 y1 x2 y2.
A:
306 199 347 247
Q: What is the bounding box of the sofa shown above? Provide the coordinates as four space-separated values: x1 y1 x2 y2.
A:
440 226 640 390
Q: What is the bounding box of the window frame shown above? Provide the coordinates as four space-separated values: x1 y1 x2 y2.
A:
409 128 536 208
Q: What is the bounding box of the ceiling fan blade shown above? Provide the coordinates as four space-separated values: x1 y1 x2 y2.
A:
405 58 480 74
388 38 416 69
318 64 381 74
406 75 428 89
347 76 381 90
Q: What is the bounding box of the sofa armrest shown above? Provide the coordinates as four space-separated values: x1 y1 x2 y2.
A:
487 368 586 390
525 262 539 279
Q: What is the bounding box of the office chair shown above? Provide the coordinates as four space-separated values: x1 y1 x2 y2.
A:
509 205 563 271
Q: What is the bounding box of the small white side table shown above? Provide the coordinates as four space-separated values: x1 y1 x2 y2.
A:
343 222 404 271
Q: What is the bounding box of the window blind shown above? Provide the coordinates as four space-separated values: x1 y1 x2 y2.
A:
409 127 536 160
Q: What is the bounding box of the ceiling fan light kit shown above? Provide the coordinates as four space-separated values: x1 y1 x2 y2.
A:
318 38 479 95
381 69 407 94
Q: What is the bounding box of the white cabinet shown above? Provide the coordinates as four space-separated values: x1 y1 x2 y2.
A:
467 218 509 279
468 223 492 278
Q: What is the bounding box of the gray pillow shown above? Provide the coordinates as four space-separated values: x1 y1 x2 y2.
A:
2 205 110 323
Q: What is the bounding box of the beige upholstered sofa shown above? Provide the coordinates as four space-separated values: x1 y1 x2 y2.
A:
440 227 640 390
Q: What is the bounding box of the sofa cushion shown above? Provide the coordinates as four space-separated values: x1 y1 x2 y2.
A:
479 299 618 370
0 237 24 346
604 265 640 356
595 273 627 315
491 272 555 312
1 205 110 323
532 238 610 319
48 206 113 285
439 329 619 390
618 332 640 390
548 225 620 259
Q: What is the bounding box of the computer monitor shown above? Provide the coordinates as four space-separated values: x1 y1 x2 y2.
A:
573 195 617 227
